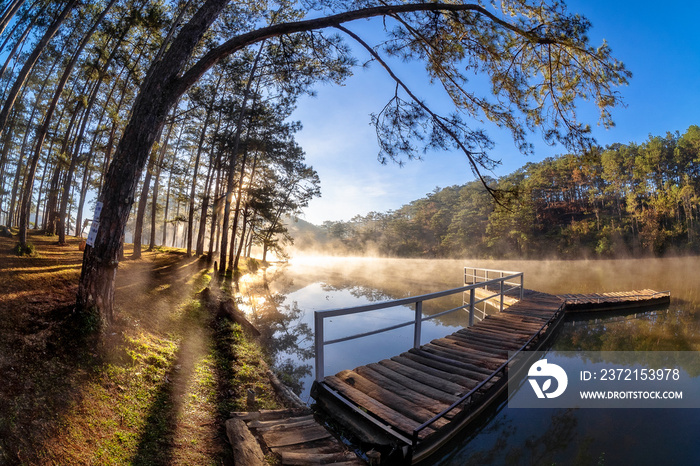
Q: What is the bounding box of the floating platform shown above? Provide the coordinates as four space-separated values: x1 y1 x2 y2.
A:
559 289 670 312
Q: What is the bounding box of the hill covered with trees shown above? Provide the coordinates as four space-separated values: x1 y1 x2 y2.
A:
300 126 700 259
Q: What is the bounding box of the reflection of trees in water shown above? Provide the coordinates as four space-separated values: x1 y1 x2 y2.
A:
318 282 468 328
238 271 314 396
558 307 700 349
510 409 579 466
555 306 700 376
320 283 394 302
439 409 599 465
274 358 311 396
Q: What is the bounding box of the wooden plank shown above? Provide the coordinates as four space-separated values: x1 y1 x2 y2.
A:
248 415 316 431
485 311 548 322
354 366 453 415
276 450 362 465
391 355 478 389
458 325 524 342
336 370 450 427
444 334 510 356
482 315 545 330
464 330 530 348
421 342 502 368
447 331 515 350
476 321 542 334
430 339 505 365
232 408 312 422
272 438 347 456
458 328 528 347
261 422 331 448
323 375 434 438
467 320 534 335
366 362 460 404
399 352 486 384
419 345 494 374
408 348 495 380
378 359 465 395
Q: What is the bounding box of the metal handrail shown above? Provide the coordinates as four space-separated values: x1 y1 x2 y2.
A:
314 272 523 382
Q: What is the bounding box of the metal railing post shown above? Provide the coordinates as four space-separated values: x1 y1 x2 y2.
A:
468 289 475 326
414 301 422 348
520 274 524 300
500 279 504 313
314 311 324 382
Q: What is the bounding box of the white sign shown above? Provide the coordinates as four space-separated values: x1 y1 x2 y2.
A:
86 202 103 247
93 201 103 221
86 221 99 247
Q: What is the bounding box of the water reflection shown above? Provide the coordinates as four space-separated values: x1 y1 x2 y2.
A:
235 256 700 463
430 300 700 465
557 307 700 353
235 258 476 401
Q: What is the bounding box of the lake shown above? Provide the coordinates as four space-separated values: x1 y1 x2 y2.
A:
236 256 700 464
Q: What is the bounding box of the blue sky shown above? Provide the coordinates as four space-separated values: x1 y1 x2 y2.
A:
292 0 700 224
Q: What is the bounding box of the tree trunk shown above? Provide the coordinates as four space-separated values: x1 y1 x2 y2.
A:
0 0 27 37
218 41 264 276
208 158 223 256
162 153 174 247
186 101 215 256
75 163 92 237
0 117 15 224
16 55 65 242
0 0 78 135
59 76 105 244
151 117 184 249
0 1 45 82
132 151 156 259
195 144 216 256
33 149 50 229
44 159 62 233
172 199 180 247
206 109 226 257
233 153 258 270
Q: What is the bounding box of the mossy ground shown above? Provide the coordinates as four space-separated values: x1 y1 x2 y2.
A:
0 230 281 465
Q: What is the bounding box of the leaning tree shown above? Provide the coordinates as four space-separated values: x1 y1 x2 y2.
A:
74 0 630 327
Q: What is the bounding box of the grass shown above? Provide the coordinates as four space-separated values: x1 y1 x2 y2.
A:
0 230 283 465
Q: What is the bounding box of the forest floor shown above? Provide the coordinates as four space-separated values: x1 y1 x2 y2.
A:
0 230 283 465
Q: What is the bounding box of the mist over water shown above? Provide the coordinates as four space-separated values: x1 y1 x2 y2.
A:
237 255 700 463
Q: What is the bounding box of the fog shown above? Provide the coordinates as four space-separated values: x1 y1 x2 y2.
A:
276 255 700 303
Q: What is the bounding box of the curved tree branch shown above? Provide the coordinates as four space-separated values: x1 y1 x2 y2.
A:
334 24 507 205
175 2 544 96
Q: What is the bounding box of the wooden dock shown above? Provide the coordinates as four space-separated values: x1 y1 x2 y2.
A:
559 289 670 312
227 408 365 465
311 290 566 464
236 266 672 465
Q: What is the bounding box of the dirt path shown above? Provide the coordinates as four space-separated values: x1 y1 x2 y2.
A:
0 231 281 464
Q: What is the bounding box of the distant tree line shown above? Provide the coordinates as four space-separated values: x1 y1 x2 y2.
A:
310 126 700 258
